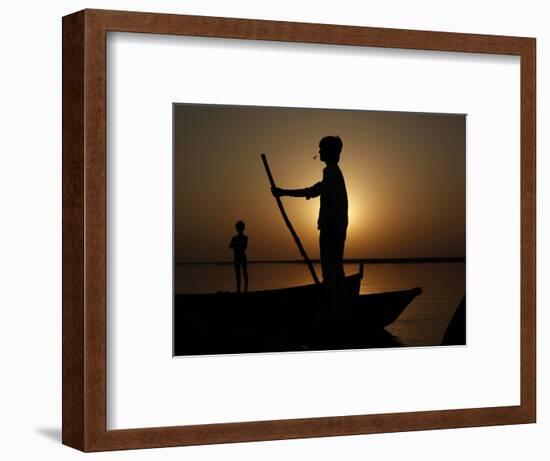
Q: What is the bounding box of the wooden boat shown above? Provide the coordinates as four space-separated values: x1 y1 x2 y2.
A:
173 269 422 356
441 296 466 345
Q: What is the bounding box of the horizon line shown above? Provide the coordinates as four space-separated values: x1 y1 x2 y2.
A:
175 256 466 265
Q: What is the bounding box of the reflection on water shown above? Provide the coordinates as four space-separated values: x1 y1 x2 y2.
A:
175 262 465 347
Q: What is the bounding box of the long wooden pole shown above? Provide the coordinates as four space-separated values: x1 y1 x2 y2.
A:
261 153 321 285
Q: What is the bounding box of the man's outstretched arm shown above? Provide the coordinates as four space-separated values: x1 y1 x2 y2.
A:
272 182 322 199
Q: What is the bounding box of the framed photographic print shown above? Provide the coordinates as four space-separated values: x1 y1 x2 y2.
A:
62 9 536 452
173 103 464 356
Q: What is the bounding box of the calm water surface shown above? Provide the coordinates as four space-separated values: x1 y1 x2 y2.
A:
175 262 465 347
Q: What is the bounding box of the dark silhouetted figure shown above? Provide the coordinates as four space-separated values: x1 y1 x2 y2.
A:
272 136 349 325
229 220 249 293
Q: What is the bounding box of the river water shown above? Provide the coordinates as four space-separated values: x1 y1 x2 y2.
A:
175 262 465 347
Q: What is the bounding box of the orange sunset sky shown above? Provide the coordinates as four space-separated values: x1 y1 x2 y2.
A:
174 104 465 263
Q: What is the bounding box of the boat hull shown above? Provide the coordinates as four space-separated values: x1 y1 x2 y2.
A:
174 274 421 355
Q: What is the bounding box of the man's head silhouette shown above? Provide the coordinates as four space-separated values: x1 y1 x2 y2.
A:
319 136 343 164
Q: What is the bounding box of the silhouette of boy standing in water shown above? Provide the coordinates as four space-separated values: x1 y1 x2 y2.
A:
229 220 249 293
272 136 349 323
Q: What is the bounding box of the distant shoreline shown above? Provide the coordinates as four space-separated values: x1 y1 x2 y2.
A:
175 257 466 265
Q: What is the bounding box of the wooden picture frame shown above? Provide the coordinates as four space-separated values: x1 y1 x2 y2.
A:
62 9 536 452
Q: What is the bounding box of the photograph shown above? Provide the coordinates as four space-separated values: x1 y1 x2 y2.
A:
173 103 466 356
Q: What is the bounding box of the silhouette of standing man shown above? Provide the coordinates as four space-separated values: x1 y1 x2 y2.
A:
229 220 249 293
272 136 349 323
